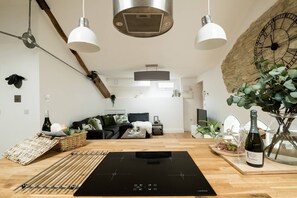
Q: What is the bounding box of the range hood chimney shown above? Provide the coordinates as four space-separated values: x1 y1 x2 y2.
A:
113 0 173 38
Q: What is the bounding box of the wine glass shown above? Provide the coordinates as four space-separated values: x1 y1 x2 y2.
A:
231 125 247 162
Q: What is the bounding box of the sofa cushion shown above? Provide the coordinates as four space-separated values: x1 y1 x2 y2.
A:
114 114 129 124
104 125 120 135
82 123 96 130
128 113 149 122
102 115 116 126
72 118 89 129
87 118 103 130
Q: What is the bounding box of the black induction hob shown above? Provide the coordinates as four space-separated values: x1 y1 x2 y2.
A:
74 151 216 196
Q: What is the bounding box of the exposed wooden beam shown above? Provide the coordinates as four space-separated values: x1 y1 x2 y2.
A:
35 0 110 98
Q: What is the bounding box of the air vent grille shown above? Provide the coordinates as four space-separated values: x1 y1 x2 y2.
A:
124 13 163 33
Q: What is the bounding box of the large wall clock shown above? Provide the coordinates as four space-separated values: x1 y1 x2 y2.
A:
254 12 297 67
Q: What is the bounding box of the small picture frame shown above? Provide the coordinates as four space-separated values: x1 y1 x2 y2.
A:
154 116 159 124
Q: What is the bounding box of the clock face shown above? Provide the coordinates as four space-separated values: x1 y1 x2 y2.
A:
254 12 297 68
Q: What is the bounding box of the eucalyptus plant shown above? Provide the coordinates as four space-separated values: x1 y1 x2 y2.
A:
227 59 297 115
227 60 297 160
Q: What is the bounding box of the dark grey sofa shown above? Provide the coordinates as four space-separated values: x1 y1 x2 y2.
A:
71 115 132 139
71 113 150 139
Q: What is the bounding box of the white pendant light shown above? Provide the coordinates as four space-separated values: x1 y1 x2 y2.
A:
67 0 100 53
195 0 227 50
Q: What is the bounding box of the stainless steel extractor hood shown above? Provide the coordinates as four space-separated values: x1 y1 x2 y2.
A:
113 0 173 38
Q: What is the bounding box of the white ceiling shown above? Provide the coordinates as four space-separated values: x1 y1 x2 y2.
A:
1 0 277 79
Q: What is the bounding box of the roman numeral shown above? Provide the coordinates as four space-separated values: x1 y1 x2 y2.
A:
270 18 276 30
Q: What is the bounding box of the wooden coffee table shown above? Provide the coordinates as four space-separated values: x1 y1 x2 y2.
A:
121 128 147 139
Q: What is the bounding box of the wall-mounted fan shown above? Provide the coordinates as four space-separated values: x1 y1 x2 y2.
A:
0 0 97 80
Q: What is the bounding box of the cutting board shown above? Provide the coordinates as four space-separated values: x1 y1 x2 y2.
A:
222 155 297 175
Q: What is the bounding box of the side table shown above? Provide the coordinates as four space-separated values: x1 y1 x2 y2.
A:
152 123 163 135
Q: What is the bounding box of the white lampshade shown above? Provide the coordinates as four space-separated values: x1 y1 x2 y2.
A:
67 17 100 53
195 15 227 50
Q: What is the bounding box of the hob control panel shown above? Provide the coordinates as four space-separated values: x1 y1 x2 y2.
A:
133 183 158 192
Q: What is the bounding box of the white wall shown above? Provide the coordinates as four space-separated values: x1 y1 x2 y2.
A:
103 97 184 132
38 10 106 126
0 2 40 155
0 0 106 155
181 78 203 131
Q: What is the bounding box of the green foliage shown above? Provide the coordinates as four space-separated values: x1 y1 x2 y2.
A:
196 120 221 138
110 94 116 106
227 59 297 114
63 128 84 136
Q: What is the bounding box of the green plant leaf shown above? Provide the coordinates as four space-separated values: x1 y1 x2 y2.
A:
290 92 297 98
284 79 296 91
269 67 286 76
226 96 233 105
288 69 297 79
244 86 253 94
273 93 283 101
285 95 297 104
252 83 262 90
237 98 246 107
239 83 247 92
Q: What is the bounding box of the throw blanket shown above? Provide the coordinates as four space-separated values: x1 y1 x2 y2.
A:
132 121 152 134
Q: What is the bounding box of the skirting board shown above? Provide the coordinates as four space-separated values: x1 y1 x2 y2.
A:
163 129 184 133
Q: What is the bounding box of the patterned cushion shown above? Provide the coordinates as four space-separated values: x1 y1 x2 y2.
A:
88 118 103 130
114 114 129 124
93 118 103 130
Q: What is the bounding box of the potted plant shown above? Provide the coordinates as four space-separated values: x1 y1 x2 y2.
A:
196 120 221 138
110 94 116 107
226 59 297 163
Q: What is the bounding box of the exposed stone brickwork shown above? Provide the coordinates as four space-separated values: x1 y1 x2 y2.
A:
222 0 297 93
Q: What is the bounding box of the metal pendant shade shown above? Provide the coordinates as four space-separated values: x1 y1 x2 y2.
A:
67 17 100 52
195 0 227 50
67 0 100 53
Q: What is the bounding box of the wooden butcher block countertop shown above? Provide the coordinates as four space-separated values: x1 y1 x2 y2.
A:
0 135 296 198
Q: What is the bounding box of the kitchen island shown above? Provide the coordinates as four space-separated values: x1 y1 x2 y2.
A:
0 136 296 198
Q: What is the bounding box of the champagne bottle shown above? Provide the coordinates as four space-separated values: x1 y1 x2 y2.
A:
42 110 52 132
245 110 264 167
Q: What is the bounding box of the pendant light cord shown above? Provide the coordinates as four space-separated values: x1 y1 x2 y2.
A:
82 0 85 18
208 0 210 16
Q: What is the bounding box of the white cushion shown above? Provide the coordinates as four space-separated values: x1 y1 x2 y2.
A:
93 118 103 130
132 121 152 134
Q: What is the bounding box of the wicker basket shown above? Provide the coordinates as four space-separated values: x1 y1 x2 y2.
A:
53 132 87 152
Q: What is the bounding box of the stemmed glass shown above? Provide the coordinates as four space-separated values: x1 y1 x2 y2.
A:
231 125 247 162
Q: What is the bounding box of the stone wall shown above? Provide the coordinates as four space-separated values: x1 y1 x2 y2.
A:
222 0 297 93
